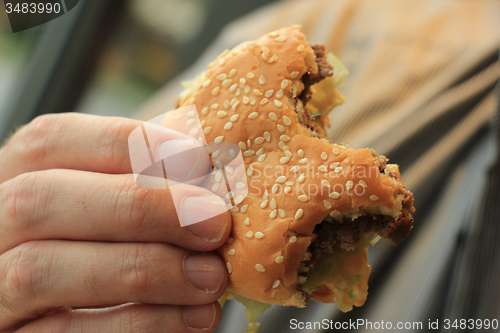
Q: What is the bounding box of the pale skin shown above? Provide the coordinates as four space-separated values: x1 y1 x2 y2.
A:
0 113 231 332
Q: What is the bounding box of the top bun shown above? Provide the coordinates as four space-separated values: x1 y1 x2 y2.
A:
166 26 414 307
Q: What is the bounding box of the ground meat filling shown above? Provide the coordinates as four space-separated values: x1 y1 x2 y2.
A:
298 194 414 285
294 43 333 135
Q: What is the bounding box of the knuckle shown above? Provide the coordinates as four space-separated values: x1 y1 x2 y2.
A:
17 114 59 165
122 306 163 333
101 117 137 171
117 243 158 295
1 172 41 235
4 242 44 306
111 177 162 232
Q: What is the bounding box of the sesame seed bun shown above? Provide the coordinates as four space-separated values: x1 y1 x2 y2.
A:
164 26 414 309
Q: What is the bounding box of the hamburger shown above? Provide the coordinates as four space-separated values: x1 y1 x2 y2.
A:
163 26 415 332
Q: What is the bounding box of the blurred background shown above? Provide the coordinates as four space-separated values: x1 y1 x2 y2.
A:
0 0 278 140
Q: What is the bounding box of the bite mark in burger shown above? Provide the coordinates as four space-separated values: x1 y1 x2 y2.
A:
165 25 415 332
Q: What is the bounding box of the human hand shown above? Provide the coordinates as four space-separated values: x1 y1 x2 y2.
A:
0 113 231 332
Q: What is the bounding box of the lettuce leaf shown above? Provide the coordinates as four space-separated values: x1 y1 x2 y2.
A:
229 292 271 333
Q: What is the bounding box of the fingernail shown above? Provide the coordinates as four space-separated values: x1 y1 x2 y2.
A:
158 139 202 182
184 253 225 293
184 303 216 329
183 196 228 241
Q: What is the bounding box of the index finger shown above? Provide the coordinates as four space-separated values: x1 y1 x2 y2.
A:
0 113 210 184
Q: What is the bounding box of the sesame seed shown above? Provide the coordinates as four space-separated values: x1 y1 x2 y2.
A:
217 111 227 118
299 158 308 164
223 122 232 130
281 79 289 89
217 74 227 81
222 79 232 88
248 112 259 119
255 264 266 272
245 231 254 238
260 98 269 105
258 154 266 162
187 110 196 117
235 88 241 96
271 184 278 194
298 149 304 158
273 279 280 289
215 170 223 182
346 180 353 190
255 137 265 144
359 180 367 188
276 176 287 183
260 199 268 208
227 237 234 244
269 54 278 63
330 210 341 217
277 124 285 132
200 120 206 126
262 46 270 53
210 103 218 110
285 150 292 158
247 139 252 147
188 127 199 136
212 150 221 158
275 256 284 263
250 97 256 105
226 262 232 273
253 89 263 96
290 71 299 79
189 97 196 105
280 135 291 142
229 69 237 77
202 79 211 87
240 78 246 85
223 100 230 109
279 209 286 218
174 114 182 120
239 141 247 150
334 166 343 173
263 189 269 200
228 249 235 256
186 119 195 126
275 35 287 42
255 231 265 239
236 182 246 190
324 200 332 209
329 191 340 199
330 162 340 169
297 195 308 202
290 236 297 243
229 83 238 92
232 100 240 111
204 127 212 134
244 85 250 94
211 87 220 96
297 45 305 52
256 148 264 156
269 209 277 218
259 75 266 85
226 166 234 174
284 186 292 194
321 152 328 160
211 183 219 192
244 150 255 157
219 58 226 65
269 112 278 121
215 160 223 169
247 165 253 176
214 136 224 143
235 195 243 204
343 157 351 164
241 204 248 213
333 147 340 155
280 157 290 164
298 173 305 183
274 99 283 108
319 165 328 173
282 116 291 126
230 114 239 122
276 90 284 99
290 165 300 172
242 96 250 104
265 90 274 98
370 195 379 201
263 132 271 142
244 217 250 226
322 179 331 188
247 72 255 79
247 41 257 49
268 31 279 37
